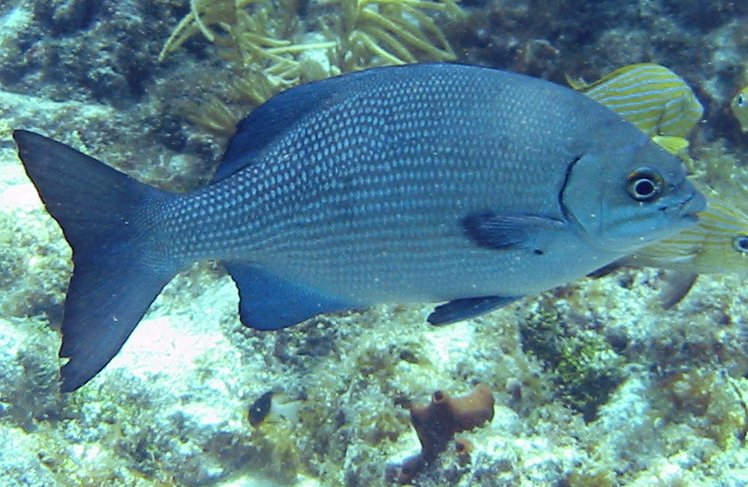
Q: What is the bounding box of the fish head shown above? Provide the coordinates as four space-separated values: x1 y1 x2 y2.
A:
731 86 748 133
560 135 705 254
678 201 748 274
632 200 748 275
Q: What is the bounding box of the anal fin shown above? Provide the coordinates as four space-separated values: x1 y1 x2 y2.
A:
225 263 357 330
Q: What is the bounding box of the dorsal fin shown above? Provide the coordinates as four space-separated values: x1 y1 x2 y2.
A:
213 68 384 182
571 63 656 93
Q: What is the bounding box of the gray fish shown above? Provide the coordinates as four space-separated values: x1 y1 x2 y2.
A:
13 63 705 392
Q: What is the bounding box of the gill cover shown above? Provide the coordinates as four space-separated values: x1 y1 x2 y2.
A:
560 140 695 253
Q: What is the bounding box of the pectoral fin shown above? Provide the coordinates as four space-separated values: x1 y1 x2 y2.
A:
587 261 624 279
428 296 520 326
462 212 566 250
658 271 698 309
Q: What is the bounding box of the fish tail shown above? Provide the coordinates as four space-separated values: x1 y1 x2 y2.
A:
13 130 178 392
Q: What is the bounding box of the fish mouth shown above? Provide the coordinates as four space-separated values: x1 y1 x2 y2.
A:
662 189 706 219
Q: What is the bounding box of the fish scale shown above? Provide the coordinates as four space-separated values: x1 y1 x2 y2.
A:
13 63 705 391
168 75 561 250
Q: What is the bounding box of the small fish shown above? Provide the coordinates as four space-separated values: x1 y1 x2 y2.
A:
14 63 705 391
624 200 748 308
568 63 703 138
731 85 748 133
248 391 302 426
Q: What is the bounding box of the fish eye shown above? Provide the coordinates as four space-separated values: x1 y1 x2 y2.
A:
732 235 748 254
738 94 747 108
626 167 663 202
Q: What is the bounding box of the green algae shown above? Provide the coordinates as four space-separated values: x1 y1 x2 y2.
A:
519 306 626 421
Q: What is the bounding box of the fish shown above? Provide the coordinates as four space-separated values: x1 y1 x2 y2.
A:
625 199 748 308
248 391 301 426
731 85 748 133
13 63 706 391
568 63 703 138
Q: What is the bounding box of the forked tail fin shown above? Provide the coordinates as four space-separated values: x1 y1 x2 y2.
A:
14 130 179 392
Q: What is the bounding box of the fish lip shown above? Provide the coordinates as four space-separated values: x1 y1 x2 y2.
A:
662 190 706 218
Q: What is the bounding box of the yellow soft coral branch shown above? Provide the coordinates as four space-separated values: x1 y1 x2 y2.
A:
337 0 462 69
361 6 454 60
159 0 241 61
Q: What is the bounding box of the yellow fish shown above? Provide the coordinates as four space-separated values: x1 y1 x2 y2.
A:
731 85 748 132
569 63 703 138
623 200 748 307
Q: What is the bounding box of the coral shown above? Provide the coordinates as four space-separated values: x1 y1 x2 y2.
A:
160 0 335 82
1 0 184 106
554 331 626 422
0 318 61 431
0 426 59 486
158 0 239 61
566 467 616 487
0 206 69 320
453 437 472 465
181 93 244 137
160 0 461 69
332 0 463 70
246 421 304 484
393 383 495 484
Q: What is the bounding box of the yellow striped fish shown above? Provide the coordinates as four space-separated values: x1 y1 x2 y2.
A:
624 200 748 307
731 85 748 133
568 63 703 138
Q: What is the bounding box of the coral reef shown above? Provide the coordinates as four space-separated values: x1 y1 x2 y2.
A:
3 1 748 486
4 0 183 106
392 383 495 484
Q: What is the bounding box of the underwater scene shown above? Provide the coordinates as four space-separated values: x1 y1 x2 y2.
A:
3 0 748 485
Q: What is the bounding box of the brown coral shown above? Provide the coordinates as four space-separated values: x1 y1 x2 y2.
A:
394 383 495 484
